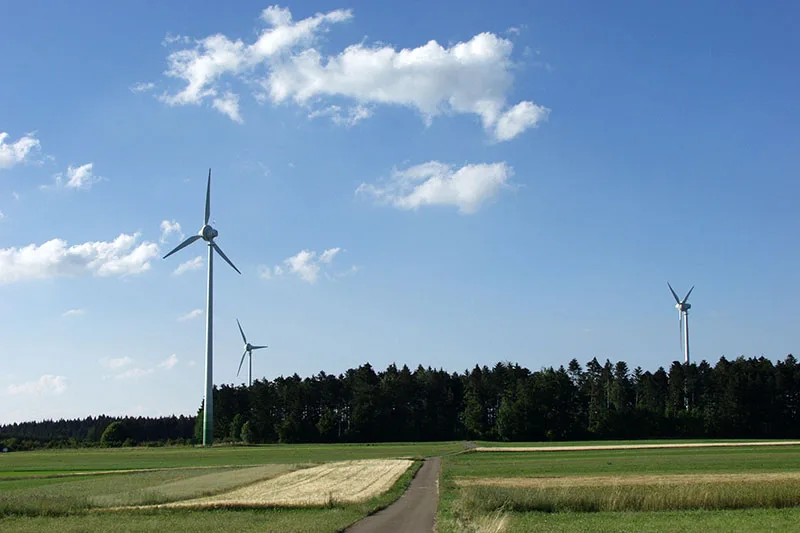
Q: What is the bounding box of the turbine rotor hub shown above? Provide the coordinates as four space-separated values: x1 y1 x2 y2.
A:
245 343 252 351
200 224 218 241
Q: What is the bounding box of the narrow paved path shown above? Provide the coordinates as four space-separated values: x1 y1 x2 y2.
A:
344 456 440 533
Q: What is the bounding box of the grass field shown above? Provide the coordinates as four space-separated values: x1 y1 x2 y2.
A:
0 441 461 478
0 442 438 532
438 442 800 533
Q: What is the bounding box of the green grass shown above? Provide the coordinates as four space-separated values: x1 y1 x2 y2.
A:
438 443 800 532
0 508 365 533
457 480 800 513
0 466 299 516
449 446 800 478
0 444 432 532
503 508 800 533
0 441 461 477
474 438 796 448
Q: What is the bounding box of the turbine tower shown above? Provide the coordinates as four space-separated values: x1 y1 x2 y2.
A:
236 319 268 387
668 282 694 365
164 169 241 447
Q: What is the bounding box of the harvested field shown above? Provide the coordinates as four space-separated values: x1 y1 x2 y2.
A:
472 441 800 453
457 471 800 489
90 464 296 507
162 459 413 509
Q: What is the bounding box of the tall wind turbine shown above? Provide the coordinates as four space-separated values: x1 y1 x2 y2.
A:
236 319 268 387
164 169 241 447
668 283 694 365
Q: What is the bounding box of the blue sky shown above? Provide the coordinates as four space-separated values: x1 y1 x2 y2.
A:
1 2 798 423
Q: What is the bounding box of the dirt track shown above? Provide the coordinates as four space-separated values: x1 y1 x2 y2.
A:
344 456 440 533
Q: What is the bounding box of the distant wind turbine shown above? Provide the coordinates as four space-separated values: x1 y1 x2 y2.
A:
163 169 241 447
236 319 268 387
668 282 694 365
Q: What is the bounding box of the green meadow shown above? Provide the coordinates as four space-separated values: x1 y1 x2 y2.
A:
0 442 449 532
438 442 800 533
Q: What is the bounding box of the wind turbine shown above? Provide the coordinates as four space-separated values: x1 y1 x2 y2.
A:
164 169 241 447
668 282 694 365
236 319 268 387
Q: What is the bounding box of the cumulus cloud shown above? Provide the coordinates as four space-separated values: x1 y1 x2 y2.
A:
357 161 513 214
62 308 86 317
158 354 179 370
160 219 184 244
264 247 344 283
7 375 67 396
0 233 160 284
155 6 546 140
0 132 41 169
101 356 133 369
178 309 203 321
130 82 156 93
44 163 102 190
173 256 204 275
159 5 351 116
212 91 244 123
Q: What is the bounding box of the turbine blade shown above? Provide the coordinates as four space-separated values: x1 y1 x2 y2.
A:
205 168 211 225
237 350 248 377
251 345 268 350
162 235 202 259
667 282 681 304
236 318 247 343
212 242 241 275
681 286 695 305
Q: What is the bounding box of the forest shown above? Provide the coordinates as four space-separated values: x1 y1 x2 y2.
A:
2 354 799 450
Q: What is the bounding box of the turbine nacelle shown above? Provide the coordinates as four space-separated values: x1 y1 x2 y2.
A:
675 302 691 312
200 224 218 241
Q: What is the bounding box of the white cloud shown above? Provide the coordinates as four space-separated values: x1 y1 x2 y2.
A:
45 163 102 190
0 210 4 220
155 7 545 140
0 232 160 284
158 354 179 370
494 101 550 142
264 30 548 140
0 132 40 169
159 6 351 113
160 219 184 244
178 308 203 321
212 91 243 123
308 104 372 127
173 255 204 275
130 82 156 93
7 375 67 396
101 356 133 369
319 247 341 264
267 247 343 283
357 161 513 214
12 192 19 201
285 250 320 283
109 354 177 379
61 308 85 317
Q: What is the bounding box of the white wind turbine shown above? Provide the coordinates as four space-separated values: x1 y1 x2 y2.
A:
236 319 268 387
164 168 241 447
668 282 694 365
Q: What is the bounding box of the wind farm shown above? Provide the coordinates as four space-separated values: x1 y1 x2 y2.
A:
3 2 800 533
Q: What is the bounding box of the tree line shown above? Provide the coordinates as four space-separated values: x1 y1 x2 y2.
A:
2 354 799 450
